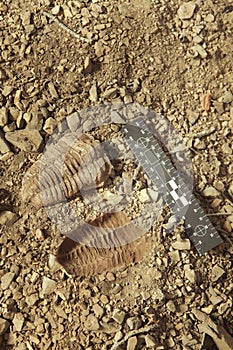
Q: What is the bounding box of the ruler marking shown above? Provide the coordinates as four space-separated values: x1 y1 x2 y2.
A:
121 120 223 255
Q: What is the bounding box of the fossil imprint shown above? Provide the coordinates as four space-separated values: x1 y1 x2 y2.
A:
21 134 113 209
21 130 148 276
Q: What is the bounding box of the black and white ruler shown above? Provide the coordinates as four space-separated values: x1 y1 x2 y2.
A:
122 118 223 255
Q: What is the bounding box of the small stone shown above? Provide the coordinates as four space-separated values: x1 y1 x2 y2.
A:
205 13 215 22
0 211 18 226
0 318 10 335
85 314 100 331
153 288 164 301
42 276 57 295
112 309 126 324
48 82 59 99
138 188 151 203
13 313 24 332
145 334 157 347
51 5 60 15
203 186 219 197
94 40 105 57
211 265 225 282
201 305 214 314
186 109 199 124
0 136 11 154
100 294 109 304
126 317 142 330
92 304 104 318
166 300 176 313
222 90 233 104
1 272 15 290
63 4 73 18
172 238 191 251
127 336 137 350
178 2 196 20
5 129 43 152
25 293 39 306
184 264 196 283
48 254 61 272
0 106 8 126
84 56 93 73
103 87 118 99
89 82 98 102
106 272 115 281
43 117 57 135
213 101 224 114
54 305 67 319
2 85 14 96
26 113 43 130
192 44 207 59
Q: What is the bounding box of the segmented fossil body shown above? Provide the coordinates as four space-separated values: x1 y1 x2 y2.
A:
56 212 147 276
21 134 113 208
21 130 148 276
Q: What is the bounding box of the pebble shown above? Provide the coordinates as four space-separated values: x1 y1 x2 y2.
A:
127 336 137 350
186 110 199 124
84 56 93 73
112 309 126 324
211 265 225 282
192 45 208 59
5 129 43 152
48 82 59 99
54 305 67 319
43 117 57 135
126 317 142 330
105 272 115 282
2 85 14 96
202 186 219 197
0 106 8 126
89 82 98 102
66 112 80 132
166 300 176 313
1 272 15 290
145 334 157 347
0 211 18 226
221 90 233 103
138 188 151 203
172 238 191 251
41 276 57 295
25 293 39 306
184 264 196 283
92 304 104 318
13 313 24 332
85 314 100 331
0 136 11 154
0 317 10 335
178 2 196 20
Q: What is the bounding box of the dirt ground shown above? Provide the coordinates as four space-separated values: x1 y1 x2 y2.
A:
0 0 233 349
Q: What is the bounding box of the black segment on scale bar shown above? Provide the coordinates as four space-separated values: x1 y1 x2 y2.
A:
121 118 223 255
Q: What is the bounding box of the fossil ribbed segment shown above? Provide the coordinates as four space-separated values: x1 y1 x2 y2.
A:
56 212 147 276
21 134 113 208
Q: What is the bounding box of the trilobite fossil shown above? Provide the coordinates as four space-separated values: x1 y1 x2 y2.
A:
56 211 148 276
21 134 113 208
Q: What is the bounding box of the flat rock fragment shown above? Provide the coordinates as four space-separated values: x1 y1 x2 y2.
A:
178 2 196 20
5 129 43 152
